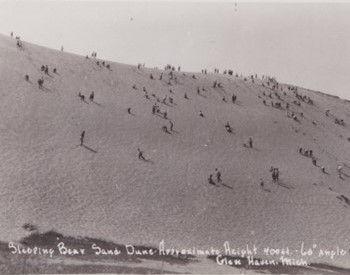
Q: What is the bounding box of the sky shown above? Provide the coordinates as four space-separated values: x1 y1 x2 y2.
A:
0 1 350 99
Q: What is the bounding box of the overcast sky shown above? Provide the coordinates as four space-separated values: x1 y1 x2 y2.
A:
0 1 349 99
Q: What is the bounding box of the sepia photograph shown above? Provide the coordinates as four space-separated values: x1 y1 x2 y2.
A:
0 0 350 274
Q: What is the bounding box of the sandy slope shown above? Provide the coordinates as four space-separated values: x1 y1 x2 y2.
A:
1 33 350 272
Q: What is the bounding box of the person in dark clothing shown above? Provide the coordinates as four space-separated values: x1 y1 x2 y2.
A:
232 94 237 103
208 174 215 185
80 131 85 146
249 137 253 148
89 91 94 102
138 148 146 161
260 179 265 189
215 168 222 183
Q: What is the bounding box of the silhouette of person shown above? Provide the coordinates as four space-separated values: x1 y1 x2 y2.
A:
215 168 222 183
80 131 85 146
138 148 146 161
208 174 215 185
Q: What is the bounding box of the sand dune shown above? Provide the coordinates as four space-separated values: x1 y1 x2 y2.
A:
1 33 350 273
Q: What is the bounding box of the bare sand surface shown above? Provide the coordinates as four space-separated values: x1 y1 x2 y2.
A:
1 34 350 273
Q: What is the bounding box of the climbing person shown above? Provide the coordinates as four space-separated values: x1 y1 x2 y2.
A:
208 174 215 185
337 165 343 178
249 137 253 148
271 168 279 182
80 131 85 146
138 148 146 161
89 91 94 102
78 92 85 101
37 78 44 88
275 169 279 182
232 94 237 103
260 179 265 189
215 168 222 184
225 122 232 133
271 170 276 182
152 104 157 115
